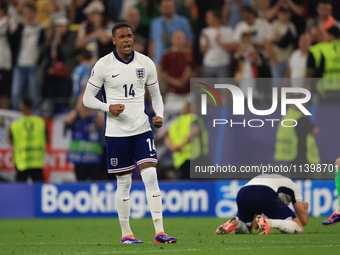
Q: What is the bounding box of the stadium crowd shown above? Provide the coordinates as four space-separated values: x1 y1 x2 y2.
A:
1 0 340 182
0 0 340 112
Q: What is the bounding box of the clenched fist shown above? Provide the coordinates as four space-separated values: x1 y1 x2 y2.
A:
152 116 163 129
109 104 125 116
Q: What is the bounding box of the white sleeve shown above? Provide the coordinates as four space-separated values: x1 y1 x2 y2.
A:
292 182 303 203
221 27 233 44
199 28 207 45
83 61 110 113
232 23 242 42
146 59 164 118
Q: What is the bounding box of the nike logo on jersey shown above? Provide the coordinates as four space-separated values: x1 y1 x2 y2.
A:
112 74 121 78
123 198 130 201
150 153 156 156
153 194 161 198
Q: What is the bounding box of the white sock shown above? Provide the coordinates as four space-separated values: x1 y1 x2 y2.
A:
116 173 133 237
266 219 303 234
336 207 340 214
141 167 164 235
234 220 249 234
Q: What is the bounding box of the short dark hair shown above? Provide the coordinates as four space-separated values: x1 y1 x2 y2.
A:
112 22 133 37
319 0 332 5
327 26 340 38
242 6 257 16
208 9 222 21
21 97 34 109
23 3 37 13
0 0 8 14
81 50 92 60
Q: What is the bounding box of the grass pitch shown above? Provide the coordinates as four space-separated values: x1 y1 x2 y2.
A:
0 217 339 255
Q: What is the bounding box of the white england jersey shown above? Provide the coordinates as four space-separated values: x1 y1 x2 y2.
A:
86 50 162 137
245 174 303 204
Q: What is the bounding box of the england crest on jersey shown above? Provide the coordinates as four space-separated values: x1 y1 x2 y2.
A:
136 68 145 79
111 158 118 167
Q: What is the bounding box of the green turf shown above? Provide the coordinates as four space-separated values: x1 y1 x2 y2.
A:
0 217 339 255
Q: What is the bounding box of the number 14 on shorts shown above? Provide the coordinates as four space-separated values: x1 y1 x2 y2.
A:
146 138 156 156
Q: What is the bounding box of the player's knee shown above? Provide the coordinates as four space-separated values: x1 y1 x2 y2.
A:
141 167 158 186
139 162 157 171
116 173 132 191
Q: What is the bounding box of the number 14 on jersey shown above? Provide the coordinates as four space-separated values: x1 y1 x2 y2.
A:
123 84 135 97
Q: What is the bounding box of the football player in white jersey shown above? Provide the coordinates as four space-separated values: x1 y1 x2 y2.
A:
83 22 177 244
215 174 309 235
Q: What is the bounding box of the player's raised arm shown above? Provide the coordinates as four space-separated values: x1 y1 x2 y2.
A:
146 58 164 129
83 61 110 113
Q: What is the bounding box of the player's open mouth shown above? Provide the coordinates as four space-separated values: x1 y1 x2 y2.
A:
124 45 131 51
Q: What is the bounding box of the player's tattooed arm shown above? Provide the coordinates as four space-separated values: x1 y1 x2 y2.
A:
109 104 125 116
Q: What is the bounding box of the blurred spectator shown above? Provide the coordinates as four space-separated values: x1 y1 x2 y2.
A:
149 0 193 65
265 6 297 87
75 1 114 64
164 102 209 179
305 0 340 37
232 6 270 51
73 0 91 25
106 0 123 22
6 0 20 29
222 0 255 29
8 97 47 182
70 49 92 107
9 3 45 111
200 9 234 79
136 0 160 27
234 29 271 101
252 0 270 19
310 25 326 45
0 0 12 109
51 0 75 25
274 102 320 166
173 0 194 27
285 33 311 88
65 93 104 181
43 16 77 111
266 0 305 36
124 6 148 53
307 27 340 102
34 0 57 28
158 30 195 111
120 0 138 21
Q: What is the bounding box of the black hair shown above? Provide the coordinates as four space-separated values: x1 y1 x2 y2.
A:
242 6 257 16
21 97 34 109
112 22 133 37
319 0 332 5
81 50 92 60
208 9 222 21
327 26 340 39
23 3 37 13
0 0 8 14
